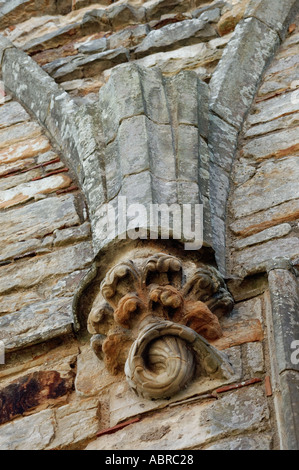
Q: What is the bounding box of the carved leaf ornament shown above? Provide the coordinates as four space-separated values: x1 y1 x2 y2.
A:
88 253 234 399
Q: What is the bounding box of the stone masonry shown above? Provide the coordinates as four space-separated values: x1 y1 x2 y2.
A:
0 0 298 451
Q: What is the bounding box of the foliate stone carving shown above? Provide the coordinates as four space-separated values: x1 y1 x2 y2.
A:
87 252 234 399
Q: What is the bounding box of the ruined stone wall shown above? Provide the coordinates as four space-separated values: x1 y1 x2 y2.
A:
0 0 298 451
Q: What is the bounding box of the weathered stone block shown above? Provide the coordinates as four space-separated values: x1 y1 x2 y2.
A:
242 126 299 161
209 113 239 172
0 194 80 246
247 90 299 126
0 297 74 350
54 222 91 247
165 71 199 127
268 268 299 375
234 238 299 274
280 371 299 450
209 162 230 220
0 409 55 450
0 174 72 209
86 386 269 450
0 101 29 129
0 135 50 168
0 121 42 149
53 48 129 83
47 399 100 450
118 115 150 177
234 223 292 250
231 156 299 218
177 125 199 183
245 0 299 38
98 64 145 144
204 433 272 450
230 199 299 238
2 47 61 124
135 18 215 56
210 17 279 129
0 241 93 295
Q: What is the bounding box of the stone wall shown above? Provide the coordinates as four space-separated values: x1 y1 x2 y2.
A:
0 0 298 451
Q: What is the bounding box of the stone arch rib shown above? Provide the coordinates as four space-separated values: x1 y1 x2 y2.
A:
0 0 298 272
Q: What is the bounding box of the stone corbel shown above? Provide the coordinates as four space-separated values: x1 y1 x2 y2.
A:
87 252 234 400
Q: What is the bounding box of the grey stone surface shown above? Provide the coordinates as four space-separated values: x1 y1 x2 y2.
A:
192 1 226 18
52 48 129 82
0 241 93 295
0 398 99 450
209 113 239 172
198 7 221 23
242 126 299 161
86 386 269 450
210 17 279 129
118 115 150 177
2 47 61 124
204 433 272 450
46 399 100 450
44 90 83 181
243 342 265 375
231 156 299 218
176 125 199 182
164 70 203 127
78 38 108 54
245 0 299 38
0 297 74 350
244 112 299 139
280 371 299 450
268 267 299 375
234 223 292 250
0 194 80 246
54 222 91 247
230 199 299 238
0 101 29 129
145 0 188 21
209 163 230 220
0 409 55 450
22 22 81 53
234 238 299 274
135 18 215 57
98 64 145 144
247 90 299 126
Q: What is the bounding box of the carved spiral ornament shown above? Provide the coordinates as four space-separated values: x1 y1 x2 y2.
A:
87 253 235 400
125 322 196 400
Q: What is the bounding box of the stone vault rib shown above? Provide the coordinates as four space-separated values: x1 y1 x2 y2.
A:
0 0 298 273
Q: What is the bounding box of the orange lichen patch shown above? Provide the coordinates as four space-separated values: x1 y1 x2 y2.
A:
0 136 51 165
210 319 264 350
289 23 296 34
183 301 223 341
0 174 72 209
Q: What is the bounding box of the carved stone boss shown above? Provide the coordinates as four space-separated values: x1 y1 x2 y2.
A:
88 253 234 400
